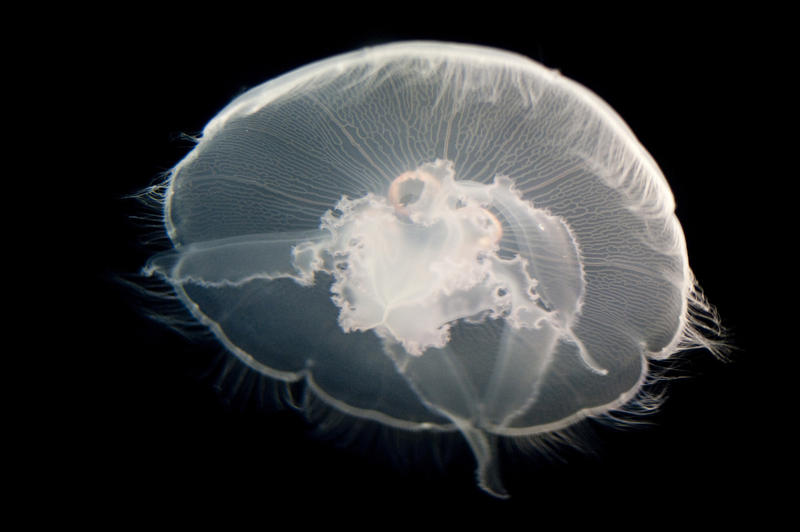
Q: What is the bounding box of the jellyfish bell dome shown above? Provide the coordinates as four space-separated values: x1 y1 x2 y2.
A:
144 41 720 497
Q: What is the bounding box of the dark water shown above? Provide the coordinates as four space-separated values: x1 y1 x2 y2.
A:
57 14 777 524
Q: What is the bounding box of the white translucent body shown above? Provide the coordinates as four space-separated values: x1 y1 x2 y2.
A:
146 42 701 497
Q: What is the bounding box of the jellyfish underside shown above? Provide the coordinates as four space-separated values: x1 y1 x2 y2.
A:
145 42 703 498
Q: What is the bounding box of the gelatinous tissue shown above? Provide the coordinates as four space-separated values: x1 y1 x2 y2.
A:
143 42 722 497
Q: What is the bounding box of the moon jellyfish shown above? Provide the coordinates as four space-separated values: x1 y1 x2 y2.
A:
143 42 722 497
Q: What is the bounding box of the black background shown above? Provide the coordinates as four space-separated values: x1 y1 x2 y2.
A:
53 8 782 525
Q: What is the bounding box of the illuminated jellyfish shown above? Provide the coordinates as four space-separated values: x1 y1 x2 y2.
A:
143 42 722 498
